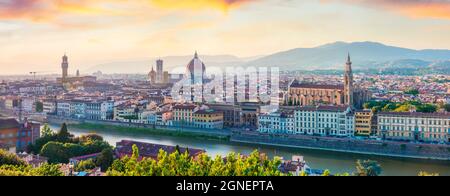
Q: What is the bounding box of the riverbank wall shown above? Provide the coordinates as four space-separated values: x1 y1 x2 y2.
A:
47 116 230 139
48 116 450 161
231 132 450 161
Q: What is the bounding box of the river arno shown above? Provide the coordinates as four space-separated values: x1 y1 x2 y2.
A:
50 125 450 176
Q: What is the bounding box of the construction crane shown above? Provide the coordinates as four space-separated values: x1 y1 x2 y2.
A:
28 71 48 114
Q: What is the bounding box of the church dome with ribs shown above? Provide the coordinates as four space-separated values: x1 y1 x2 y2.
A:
186 51 206 76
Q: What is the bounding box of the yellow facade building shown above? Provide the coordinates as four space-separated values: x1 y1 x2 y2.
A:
355 110 375 136
193 109 224 129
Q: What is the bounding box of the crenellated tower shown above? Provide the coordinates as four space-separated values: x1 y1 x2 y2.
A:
61 54 69 82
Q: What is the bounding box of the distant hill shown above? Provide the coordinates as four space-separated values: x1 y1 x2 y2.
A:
85 41 450 74
85 55 245 74
246 41 450 71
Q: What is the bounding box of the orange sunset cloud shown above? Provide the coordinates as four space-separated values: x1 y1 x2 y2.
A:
150 0 255 11
0 0 255 23
0 0 129 22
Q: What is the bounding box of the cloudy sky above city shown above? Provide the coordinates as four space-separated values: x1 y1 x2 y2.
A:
1 0 450 74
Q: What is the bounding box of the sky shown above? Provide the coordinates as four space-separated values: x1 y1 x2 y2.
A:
1 0 450 75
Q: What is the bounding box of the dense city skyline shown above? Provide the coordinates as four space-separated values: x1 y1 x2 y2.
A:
1 0 450 74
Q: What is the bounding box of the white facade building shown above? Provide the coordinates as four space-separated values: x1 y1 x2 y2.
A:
258 109 295 134
70 101 86 119
259 106 355 137
294 106 355 137
100 101 114 120
378 112 450 143
21 97 35 113
57 101 71 117
43 100 57 114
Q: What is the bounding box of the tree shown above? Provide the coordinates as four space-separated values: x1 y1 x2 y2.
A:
372 106 382 113
363 103 370 110
40 140 111 164
416 104 437 113
355 160 382 176
32 163 63 176
35 101 44 113
0 149 27 166
40 142 71 163
0 151 63 176
418 171 439 176
0 164 63 176
107 149 285 176
382 103 398 112
443 104 450 112
75 159 97 172
96 148 114 172
30 124 112 164
57 123 72 143
41 124 54 137
132 144 139 160
322 170 331 176
334 172 351 176
404 88 419 96
27 124 58 154
394 104 412 112
299 171 308 176
0 165 32 176
79 134 103 143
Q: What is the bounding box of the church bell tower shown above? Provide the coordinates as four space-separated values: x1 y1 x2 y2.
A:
344 53 354 107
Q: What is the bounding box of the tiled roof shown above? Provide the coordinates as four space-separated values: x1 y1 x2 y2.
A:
115 140 205 159
290 83 344 90
69 153 102 161
0 118 19 129
173 104 198 110
194 109 223 115
378 112 450 118
295 105 351 112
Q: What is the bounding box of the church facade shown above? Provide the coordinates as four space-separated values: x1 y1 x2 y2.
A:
287 54 370 109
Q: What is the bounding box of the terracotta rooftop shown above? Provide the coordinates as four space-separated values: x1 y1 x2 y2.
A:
295 105 351 112
290 83 344 90
378 112 450 118
0 118 19 129
115 140 205 160
194 109 223 115
173 104 198 110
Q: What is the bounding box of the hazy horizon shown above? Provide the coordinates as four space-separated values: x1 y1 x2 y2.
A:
1 0 450 75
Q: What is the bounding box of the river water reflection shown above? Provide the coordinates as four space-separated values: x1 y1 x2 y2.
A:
50 125 450 176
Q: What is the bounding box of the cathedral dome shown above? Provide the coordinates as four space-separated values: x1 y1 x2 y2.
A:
186 51 206 76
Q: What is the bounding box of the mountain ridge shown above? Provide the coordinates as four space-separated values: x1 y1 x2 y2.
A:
86 41 450 74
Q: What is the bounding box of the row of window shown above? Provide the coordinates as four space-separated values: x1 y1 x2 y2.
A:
295 113 345 118
380 125 449 133
379 118 449 125
259 128 353 136
0 131 31 139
